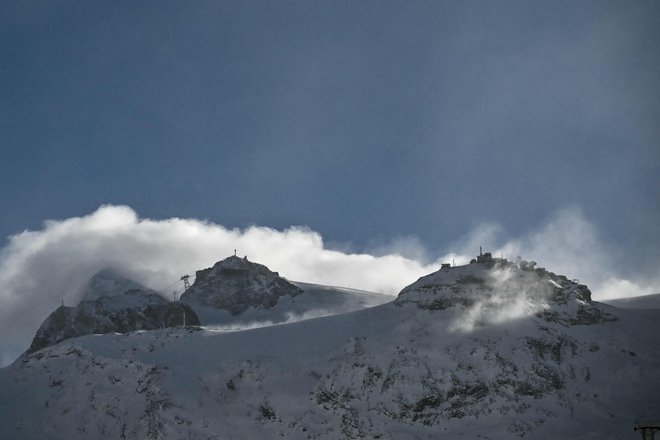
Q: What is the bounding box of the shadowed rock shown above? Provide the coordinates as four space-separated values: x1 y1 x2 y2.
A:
27 271 200 353
180 255 303 315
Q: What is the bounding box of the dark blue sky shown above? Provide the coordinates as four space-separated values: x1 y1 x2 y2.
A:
1 0 658 275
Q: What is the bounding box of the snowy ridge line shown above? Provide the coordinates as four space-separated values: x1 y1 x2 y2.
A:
2 253 658 439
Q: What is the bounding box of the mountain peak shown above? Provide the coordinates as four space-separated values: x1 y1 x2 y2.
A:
82 268 152 301
395 252 611 329
180 255 303 315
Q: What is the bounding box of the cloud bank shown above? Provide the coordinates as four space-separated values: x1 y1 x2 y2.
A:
455 207 660 301
0 205 656 366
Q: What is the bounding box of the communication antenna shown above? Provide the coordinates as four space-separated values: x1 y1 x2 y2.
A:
172 291 178 302
180 274 191 291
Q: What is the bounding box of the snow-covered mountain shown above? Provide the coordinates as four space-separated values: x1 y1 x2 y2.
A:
180 255 392 327
28 258 391 355
81 268 151 301
180 255 304 315
27 269 200 353
395 256 614 327
1 255 658 439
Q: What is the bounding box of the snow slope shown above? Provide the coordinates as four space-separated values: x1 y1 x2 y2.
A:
1 260 658 439
603 293 660 309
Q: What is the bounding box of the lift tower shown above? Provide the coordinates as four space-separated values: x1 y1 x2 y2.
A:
180 274 191 291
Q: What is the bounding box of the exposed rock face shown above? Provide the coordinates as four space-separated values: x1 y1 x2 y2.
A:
180 255 303 315
27 271 200 353
395 259 615 327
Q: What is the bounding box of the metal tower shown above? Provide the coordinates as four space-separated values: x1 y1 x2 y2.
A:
180 274 191 291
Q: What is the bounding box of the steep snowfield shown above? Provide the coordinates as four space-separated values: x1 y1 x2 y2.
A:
291 281 392 314
1 262 658 439
190 282 392 330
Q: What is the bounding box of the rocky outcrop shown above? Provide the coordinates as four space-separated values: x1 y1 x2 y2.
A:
27 271 200 353
395 257 615 326
180 255 303 315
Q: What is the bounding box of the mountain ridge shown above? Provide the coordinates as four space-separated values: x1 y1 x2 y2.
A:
26 269 200 354
3 254 657 439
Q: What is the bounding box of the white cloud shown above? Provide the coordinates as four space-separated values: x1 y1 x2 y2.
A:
448 266 553 333
446 207 660 301
0 204 656 367
0 205 438 366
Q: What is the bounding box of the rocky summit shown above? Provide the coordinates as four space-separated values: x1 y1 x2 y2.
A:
395 255 616 328
180 255 303 315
